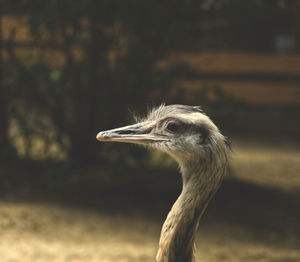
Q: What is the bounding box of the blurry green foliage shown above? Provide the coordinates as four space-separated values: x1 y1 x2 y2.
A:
50 69 62 82
1 0 299 164
1 0 203 164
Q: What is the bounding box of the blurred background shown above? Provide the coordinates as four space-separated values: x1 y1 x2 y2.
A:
0 0 300 261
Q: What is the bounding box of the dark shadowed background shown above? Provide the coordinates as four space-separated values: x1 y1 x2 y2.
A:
0 1 300 261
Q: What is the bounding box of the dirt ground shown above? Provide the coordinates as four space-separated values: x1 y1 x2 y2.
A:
0 142 300 262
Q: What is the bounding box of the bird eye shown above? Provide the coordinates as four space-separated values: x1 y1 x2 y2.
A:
166 121 180 133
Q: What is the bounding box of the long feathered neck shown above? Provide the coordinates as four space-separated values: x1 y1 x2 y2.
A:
156 152 227 262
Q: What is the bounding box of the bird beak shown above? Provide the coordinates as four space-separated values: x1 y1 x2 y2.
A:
96 123 168 145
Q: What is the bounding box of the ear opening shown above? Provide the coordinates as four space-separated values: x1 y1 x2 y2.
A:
197 126 209 144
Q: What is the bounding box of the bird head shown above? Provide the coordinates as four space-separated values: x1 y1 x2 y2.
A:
96 105 229 169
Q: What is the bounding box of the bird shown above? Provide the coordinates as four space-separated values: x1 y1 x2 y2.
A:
96 104 229 262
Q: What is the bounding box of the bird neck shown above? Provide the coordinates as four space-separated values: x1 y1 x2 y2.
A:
156 159 225 262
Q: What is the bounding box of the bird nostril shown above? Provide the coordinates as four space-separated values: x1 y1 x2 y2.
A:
116 129 135 135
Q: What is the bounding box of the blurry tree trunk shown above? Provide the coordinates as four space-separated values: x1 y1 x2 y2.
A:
0 8 16 162
69 0 103 164
291 0 300 50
